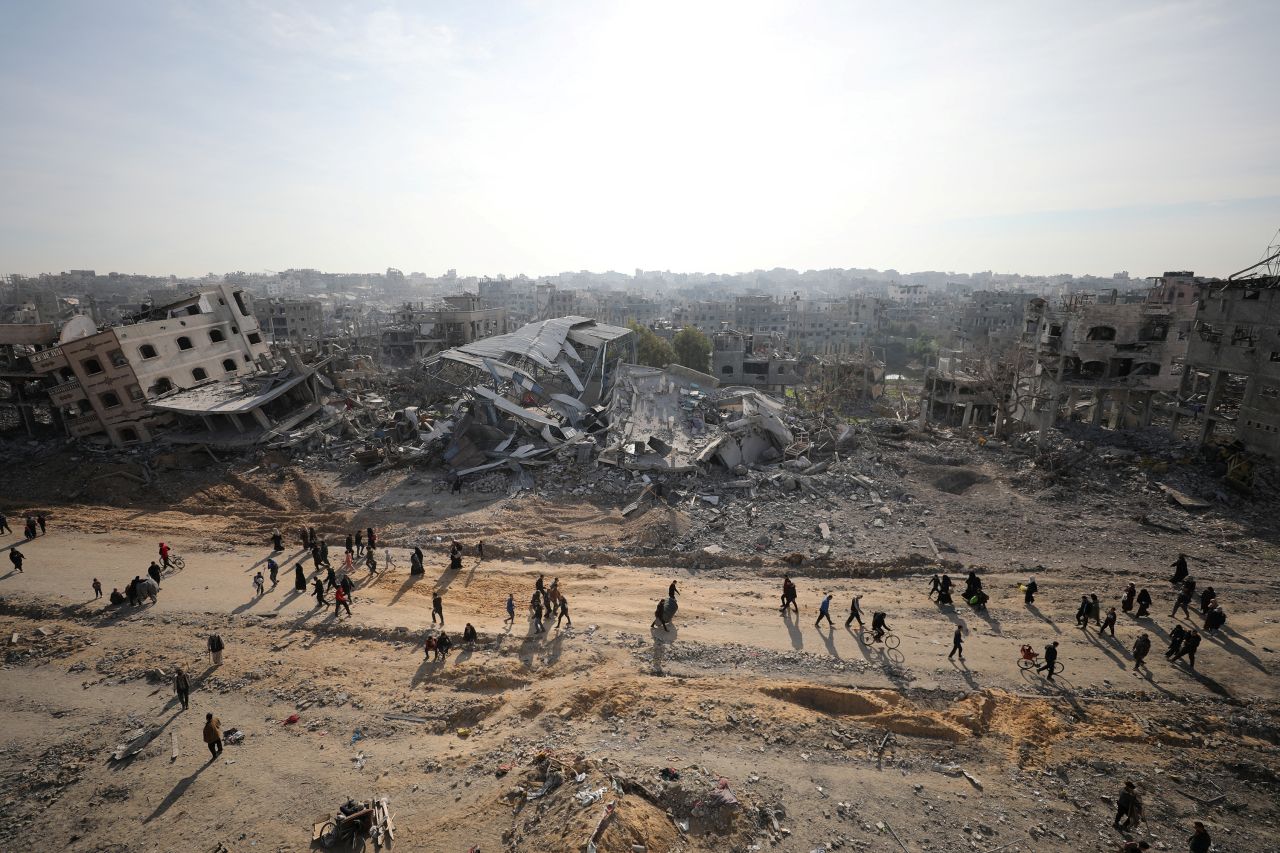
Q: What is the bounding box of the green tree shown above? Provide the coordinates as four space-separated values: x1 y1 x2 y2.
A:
627 321 676 368
672 325 711 373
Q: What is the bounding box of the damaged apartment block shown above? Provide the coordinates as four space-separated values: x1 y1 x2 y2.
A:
1173 269 1280 457
1011 273 1201 440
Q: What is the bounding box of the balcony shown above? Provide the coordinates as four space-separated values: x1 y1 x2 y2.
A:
66 411 104 438
27 346 67 372
47 377 86 406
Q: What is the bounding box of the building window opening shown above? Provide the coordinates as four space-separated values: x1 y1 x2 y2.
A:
1087 326 1117 341
152 377 173 395
118 427 140 443
192 367 208 381
247 332 262 345
222 358 236 372
82 358 103 375
139 344 158 359
209 329 226 343
177 336 193 350
100 391 121 408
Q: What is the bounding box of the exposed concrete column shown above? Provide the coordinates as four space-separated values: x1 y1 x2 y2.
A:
1199 369 1224 443
1065 387 1079 422
1090 389 1106 427
228 413 245 434
1140 392 1156 428
1111 390 1130 430
251 408 273 430
200 415 215 432
962 402 974 428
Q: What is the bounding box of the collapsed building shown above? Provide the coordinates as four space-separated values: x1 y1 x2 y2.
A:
922 350 998 428
1173 272 1280 457
1011 277 1199 437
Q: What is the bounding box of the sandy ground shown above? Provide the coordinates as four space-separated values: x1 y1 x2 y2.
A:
2 454 1279 853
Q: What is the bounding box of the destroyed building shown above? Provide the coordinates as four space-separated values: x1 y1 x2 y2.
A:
380 295 508 363
1174 273 1280 457
254 297 325 346
922 350 998 428
146 354 332 450
17 284 271 446
1011 277 1199 435
712 330 802 392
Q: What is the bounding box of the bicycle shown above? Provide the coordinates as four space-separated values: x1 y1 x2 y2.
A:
162 555 185 575
860 630 900 649
1018 646 1063 676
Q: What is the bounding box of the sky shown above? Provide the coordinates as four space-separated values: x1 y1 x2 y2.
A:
2 0 1278 280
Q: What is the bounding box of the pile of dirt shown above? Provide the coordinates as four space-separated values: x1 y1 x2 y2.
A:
762 684 969 741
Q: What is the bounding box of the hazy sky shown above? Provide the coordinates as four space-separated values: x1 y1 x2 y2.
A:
3 0 1278 279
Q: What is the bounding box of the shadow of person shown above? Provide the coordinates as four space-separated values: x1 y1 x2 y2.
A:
272 588 305 612
388 573 421 607
145 761 212 822
783 610 803 651
1081 629 1127 671
650 624 679 644
1025 603 1061 635
410 653 439 688
817 624 841 659
1205 631 1269 673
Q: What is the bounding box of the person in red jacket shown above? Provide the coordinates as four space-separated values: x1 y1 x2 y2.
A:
158 542 171 569
334 585 352 619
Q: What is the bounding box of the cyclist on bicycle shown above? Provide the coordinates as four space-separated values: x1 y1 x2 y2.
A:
871 611 890 643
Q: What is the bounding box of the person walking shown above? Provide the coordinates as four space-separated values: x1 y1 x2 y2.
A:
271 527 283 552
531 594 545 633
1076 595 1091 628
312 578 326 608
431 592 444 625
1089 594 1102 626
92 578 102 599
1132 633 1151 672
948 625 964 661
294 562 306 592
1101 607 1118 637
306 526 317 549
1023 576 1038 605
267 557 279 588
203 713 223 762
1198 586 1216 613
1037 641 1060 679
0 511 9 534
651 599 669 632
463 623 478 648
325 565 338 590
253 571 265 597
319 540 331 568
504 593 515 627
148 560 163 588
556 595 572 629
1114 781 1142 829
1188 821 1211 853
845 594 864 629
208 634 225 666
1121 582 1136 613
36 513 46 535
668 579 679 600
174 668 191 711
815 594 833 628
158 541 171 569
355 530 364 557
477 541 485 562
334 585 352 619
1169 553 1189 584
1165 624 1187 659
1173 628 1201 668
927 574 941 600
366 526 376 552
1135 588 1152 617
339 573 353 601
780 575 798 616
11 546 28 572
345 533 354 556
1171 588 1192 618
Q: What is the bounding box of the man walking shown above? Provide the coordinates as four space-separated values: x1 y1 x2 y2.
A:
158 541 171 569
815 594 833 628
267 557 279 588
431 592 444 625
1132 633 1151 672
1173 628 1201 668
1101 607 1117 637
203 712 223 762
253 571 265 597
208 634 225 666
1188 821 1211 853
948 625 964 661
504 593 515 627
174 668 191 711
1169 553 1189 584
334 585 352 619
1075 595 1091 628
312 578 326 608
845 594 864 629
556 595 572 629
1114 781 1142 829
9 547 24 573
36 513 46 535
1165 624 1187 659
651 599 669 632
0 511 9 534
92 578 102 599
1172 588 1193 618
780 576 798 616
1037 641 1060 679
147 560 163 588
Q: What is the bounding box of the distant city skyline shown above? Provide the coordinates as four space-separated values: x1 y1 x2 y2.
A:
2 1 1277 279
